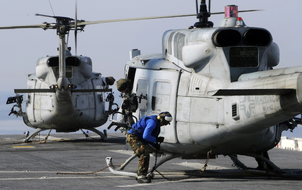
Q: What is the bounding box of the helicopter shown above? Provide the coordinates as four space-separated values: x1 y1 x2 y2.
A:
104 0 302 178
2 9 122 142
1 0 301 178
0 1 220 142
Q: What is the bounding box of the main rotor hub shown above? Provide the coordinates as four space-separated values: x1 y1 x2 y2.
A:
56 17 72 35
194 0 213 28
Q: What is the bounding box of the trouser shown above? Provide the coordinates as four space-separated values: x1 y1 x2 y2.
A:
126 134 150 176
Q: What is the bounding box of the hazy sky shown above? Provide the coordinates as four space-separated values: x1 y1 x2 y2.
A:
1 0 302 137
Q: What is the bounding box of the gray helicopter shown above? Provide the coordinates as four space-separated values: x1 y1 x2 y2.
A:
105 1 302 178
1 2 216 143
3 13 121 142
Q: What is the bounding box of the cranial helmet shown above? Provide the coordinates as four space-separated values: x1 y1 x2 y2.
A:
106 76 115 86
116 79 131 92
157 111 172 125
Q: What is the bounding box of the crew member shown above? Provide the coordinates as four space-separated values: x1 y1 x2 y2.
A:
101 76 115 89
116 78 135 126
126 112 172 183
116 78 132 94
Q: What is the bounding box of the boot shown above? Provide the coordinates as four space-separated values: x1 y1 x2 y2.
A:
136 175 151 183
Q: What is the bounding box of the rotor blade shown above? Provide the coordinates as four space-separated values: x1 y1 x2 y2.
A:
36 13 74 21
35 13 57 19
75 0 78 55
77 14 196 26
238 9 262 14
76 9 261 26
209 9 262 16
0 24 48 30
0 9 261 30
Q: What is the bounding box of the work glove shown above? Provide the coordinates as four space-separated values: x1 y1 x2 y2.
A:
156 137 165 143
154 143 160 150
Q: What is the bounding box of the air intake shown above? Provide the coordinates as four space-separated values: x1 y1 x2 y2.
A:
213 30 241 47
244 29 271 46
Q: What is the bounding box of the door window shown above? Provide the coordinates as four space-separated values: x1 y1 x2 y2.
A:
151 81 171 112
136 79 149 112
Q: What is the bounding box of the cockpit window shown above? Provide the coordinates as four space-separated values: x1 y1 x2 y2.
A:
136 79 148 96
136 79 149 113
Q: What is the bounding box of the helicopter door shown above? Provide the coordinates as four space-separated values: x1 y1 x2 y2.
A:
92 80 105 121
176 72 225 146
26 78 37 123
126 67 136 87
150 70 180 143
132 68 180 143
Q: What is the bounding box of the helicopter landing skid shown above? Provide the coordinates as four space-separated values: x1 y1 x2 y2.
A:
105 157 137 177
105 154 180 178
24 128 45 143
83 128 107 141
228 153 301 177
24 128 107 143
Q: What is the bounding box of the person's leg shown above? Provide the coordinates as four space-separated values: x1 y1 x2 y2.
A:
126 134 151 183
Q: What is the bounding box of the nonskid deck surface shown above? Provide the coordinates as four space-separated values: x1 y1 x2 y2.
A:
1 133 302 190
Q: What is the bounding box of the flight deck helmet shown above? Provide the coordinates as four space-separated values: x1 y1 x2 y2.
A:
157 112 172 125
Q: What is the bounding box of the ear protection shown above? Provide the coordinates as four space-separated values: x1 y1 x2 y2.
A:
117 79 131 92
118 82 127 92
157 111 172 125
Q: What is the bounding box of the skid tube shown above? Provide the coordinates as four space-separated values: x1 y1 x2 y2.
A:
105 154 180 177
229 153 302 177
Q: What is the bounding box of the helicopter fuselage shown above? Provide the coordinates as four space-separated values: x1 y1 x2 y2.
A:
23 54 108 132
124 24 301 156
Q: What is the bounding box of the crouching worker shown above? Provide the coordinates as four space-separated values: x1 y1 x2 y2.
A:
126 112 172 183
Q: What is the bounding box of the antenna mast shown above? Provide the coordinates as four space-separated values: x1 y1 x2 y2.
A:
194 0 213 28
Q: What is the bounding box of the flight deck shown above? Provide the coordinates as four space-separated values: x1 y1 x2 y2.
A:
1 133 302 190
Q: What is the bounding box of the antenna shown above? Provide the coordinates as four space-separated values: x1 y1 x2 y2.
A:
48 0 55 16
195 0 199 15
